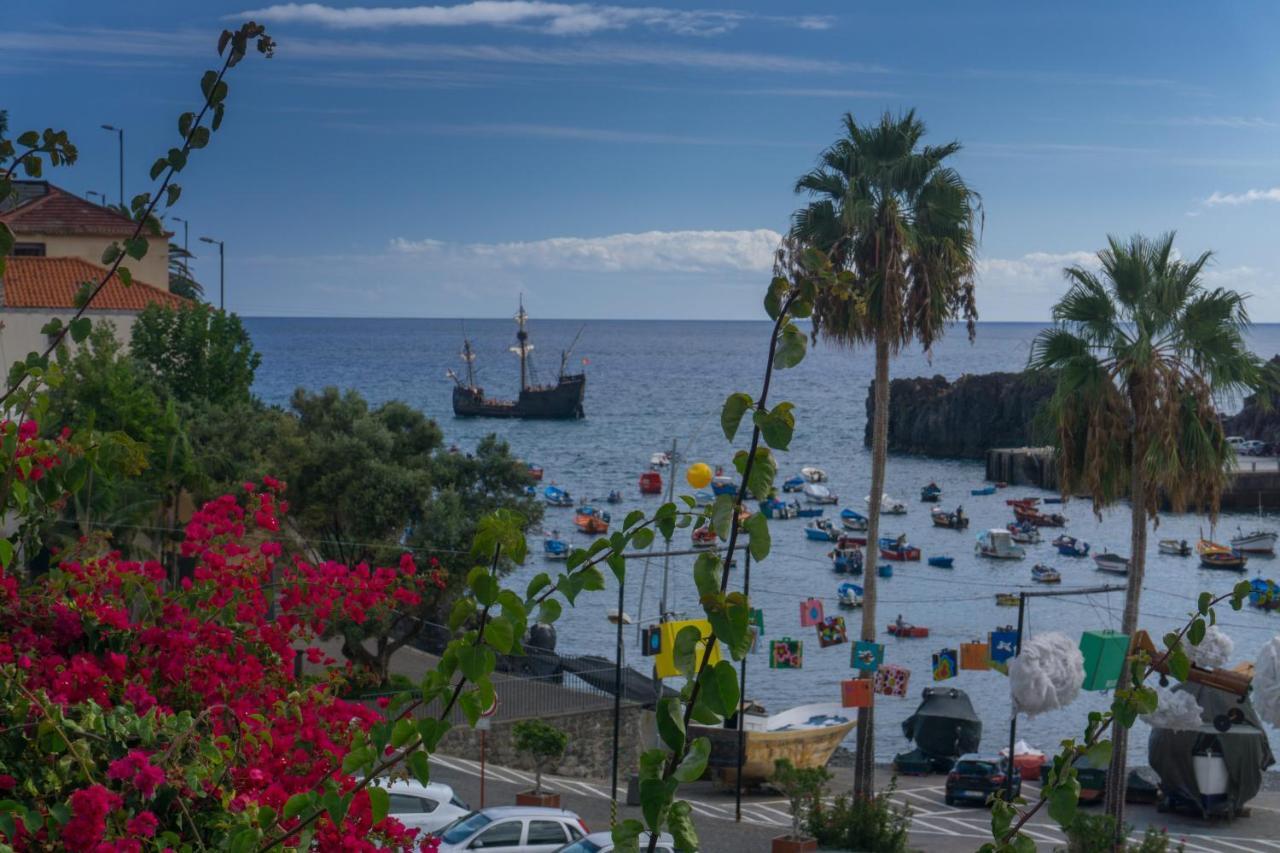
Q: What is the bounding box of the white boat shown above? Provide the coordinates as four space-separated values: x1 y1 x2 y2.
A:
800 466 829 483
1158 538 1192 556
650 451 671 468
804 483 839 505
1093 552 1130 575
1231 528 1277 555
865 494 908 515
1006 522 1042 545
690 702 855 787
975 528 1026 560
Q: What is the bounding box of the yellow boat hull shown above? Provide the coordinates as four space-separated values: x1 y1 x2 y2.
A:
692 719 856 788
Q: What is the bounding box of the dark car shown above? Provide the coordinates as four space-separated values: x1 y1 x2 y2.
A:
945 753 1021 806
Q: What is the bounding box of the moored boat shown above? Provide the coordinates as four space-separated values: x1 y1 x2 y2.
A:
830 544 864 575
837 582 864 608
639 470 662 494
544 485 574 507
1249 577 1280 610
927 555 954 569
527 464 544 481
879 536 921 561
887 621 929 638
650 451 671 468
1093 552 1130 575
711 474 738 497
801 466 829 483
866 494 907 514
543 532 569 560
760 496 800 520
1053 534 1089 557
1007 521 1042 545
804 483 839 505
804 519 839 542
840 508 869 531
1231 528 1277 555
574 505 610 535
691 525 718 549
878 564 893 578
1031 563 1061 584
606 490 623 504
995 593 1020 606
1197 539 1247 571
976 528 1026 560
1158 539 1192 556
781 475 806 493
971 486 997 496
1006 497 1039 508
930 505 969 530
921 482 942 503
1012 504 1067 527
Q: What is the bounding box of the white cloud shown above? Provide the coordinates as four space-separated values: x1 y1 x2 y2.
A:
1204 187 1280 206
236 2 832 36
1152 116 1278 129
391 228 782 273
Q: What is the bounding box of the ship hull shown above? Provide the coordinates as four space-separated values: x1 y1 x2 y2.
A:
452 373 586 419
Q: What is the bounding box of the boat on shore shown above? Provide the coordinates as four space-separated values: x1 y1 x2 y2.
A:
931 506 969 530
1231 528 1277 555
543 532 568 560
1158 539 1192 557
574 506 610 535
927 555 954 569
976 529 1026 560
1093 552 1130 575
804 483 839 505
1007 521 1042 545
837 582 864 608
544 485 574 507
1053 535 1089 557
866 494 908 515
1032 563 1062 584
804 519 839 542
693 702 855 788
1197 539 1247 571
840 508 869 531
921 482 942 503
879 537 921 561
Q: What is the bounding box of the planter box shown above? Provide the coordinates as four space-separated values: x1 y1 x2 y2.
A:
771 836 817 853
515 791 561 808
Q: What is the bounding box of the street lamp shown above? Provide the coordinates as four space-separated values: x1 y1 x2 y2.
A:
85 190 107 206
199 236 224 310
171 216 191 276
100 124 124 208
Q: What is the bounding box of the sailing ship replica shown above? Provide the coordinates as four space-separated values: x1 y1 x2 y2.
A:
450 298 586 419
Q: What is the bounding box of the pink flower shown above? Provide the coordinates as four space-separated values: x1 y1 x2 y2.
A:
107 751 165 798
126 810 159 837
64 784 121 848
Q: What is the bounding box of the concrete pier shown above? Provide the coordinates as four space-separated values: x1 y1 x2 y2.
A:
985 446 1058 490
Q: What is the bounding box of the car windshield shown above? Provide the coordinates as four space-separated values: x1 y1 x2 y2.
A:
557 841 604 853
956 761 998 775
439 812 491 843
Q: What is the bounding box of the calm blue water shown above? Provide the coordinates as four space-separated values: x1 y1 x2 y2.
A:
246 318 1280 764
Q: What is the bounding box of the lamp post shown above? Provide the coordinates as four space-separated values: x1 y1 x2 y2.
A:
199 236 224 310
100 124 124 208
171 216 191 275
85 190 107 206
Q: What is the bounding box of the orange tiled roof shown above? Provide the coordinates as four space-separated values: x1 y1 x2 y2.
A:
0 183 167 237
1 256 188 311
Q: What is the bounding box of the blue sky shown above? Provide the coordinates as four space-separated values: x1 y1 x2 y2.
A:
6 1 1280 320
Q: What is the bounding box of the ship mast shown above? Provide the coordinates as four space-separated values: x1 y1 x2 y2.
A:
509 295 534 391
460 338 477 388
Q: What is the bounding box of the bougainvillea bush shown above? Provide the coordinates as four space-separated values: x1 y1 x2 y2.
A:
0 474 443 851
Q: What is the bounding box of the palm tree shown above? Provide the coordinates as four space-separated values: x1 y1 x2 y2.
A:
790 110 980 798
1029 232 1261 831
168 242 206 301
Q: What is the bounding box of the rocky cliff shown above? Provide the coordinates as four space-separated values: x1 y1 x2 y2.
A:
1222 355 1280 443
864 371 1056 459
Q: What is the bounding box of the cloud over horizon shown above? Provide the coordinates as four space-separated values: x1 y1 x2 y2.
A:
1205 186 1280 206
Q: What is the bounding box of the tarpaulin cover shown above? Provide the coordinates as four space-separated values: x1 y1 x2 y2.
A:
900 687 983 761
1148 683 1275 816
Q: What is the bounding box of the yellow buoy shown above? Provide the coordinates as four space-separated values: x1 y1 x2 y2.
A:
686 462 712 489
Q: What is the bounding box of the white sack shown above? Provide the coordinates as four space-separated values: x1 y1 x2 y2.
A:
1009 631 1084 717
1186 625 1233 670
1253 636 1280 728
1142 685 1204 731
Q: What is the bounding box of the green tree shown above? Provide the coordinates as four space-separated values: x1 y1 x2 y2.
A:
790 110 980 797
130 302 261 404
512 719 568 794
1029 232 1262 833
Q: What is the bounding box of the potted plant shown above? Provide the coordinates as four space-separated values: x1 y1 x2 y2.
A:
512 719 568 807
770 758 830 853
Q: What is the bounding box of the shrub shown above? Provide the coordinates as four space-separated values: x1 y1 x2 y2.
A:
1061 814 1186 852
772 758 831 841
808 777 912 853
512 719 568 794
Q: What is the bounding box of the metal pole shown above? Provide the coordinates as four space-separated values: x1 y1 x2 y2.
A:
1006 591 1027 803
480 728 487 808
734 550 751 821
219 242 225 311
657 439 678 622
117 128 124 207
610 568 625 823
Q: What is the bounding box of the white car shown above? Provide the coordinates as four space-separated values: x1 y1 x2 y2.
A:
557 831 675 853
370 779 470 836
1240 440 1267 456
434 806 589 852
1227 436 1247 448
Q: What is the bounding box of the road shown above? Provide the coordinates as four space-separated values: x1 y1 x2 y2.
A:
426 752 1280 852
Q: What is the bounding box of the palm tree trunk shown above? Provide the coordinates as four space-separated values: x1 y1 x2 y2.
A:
854 332 890 799
1104 430 1147 838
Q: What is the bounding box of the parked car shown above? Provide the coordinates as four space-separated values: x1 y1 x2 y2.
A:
1227 436 1247 449
369 778 470 836
557 831 675 853
1239 440 1267 456
945 753 1021 806
433 806 589 852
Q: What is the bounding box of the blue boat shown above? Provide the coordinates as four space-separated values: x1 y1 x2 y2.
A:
927 556 954 568
1250 577 1279 610
760 497 797 519
837 582 863 608
606 490 623 504
795 505 825 518
692 490 714 506
878 564 893 578
921 482 942 502
711 475 738 497
781 475 806 493
543 532 569 560
1052 535 1090 557
804 519 839 542
544 485 574 507
840 508 869 532
831 544 863 574
971 486 997 496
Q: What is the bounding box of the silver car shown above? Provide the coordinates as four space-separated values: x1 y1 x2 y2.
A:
434 806 589 852
556 831 676 853
370 779 470 836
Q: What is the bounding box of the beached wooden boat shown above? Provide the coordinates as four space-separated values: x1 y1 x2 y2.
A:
696 702 855 788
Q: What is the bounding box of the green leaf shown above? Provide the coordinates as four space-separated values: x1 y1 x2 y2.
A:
100 243 121 265
456 644 496 683
672 625 703 676
525 572 551 601
123 237 148 260
538 598 562 625
710 494 735 539
763 276 788 320
407 749 431 785
1047 776 1080 825
322 790 349 827
721 392 753 442
467 565 500 606
391 718 416 748
1188 617 1206 647
150 157 168 180
116 267 132 287
368 786 389 825
201 69 218 97
1167 645 1191 683
632 527 655 550
624 509 644 530
1198 592 1213 615
710 592 752 661
693 551 721 598
666 800 698 852
283 792 312 821
696 660 740 719
16 130 39 147
742 447 777 501
484 616 515 654
417 718 452 751
1084 740 1112 768
1232 579 1252 610
774 322 807 369
673 737 710 783
1134 685 1159 715
743 512 770 561
341 746 372 774
166 184 182 207
69 316 92 344
612 819 645 853
752 402 796 451
189 126 211 149
655 697 685 753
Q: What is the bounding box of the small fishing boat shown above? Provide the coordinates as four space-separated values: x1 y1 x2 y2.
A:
544 485 574 507
837 582 864 608
650 451 671 468
1231 528 1277 555
927 555 954 569
930 506 969 530
543 532 569 560
760 496 799 519
830 544 864 575
1006 521 1042 545
1197 539 1247 571
711 474 738 497
691 525 718 549
1158 539 1192 557
1031 563 1061 584
1012 504 1067 527
971 485 997 496
1093 552 1130 575
523 485 537 497
995 593 1020 607
527 464 544 481
840 508 869 532
781 475 806 493
639 470 662 495
692 490 715 507
879 536 921 561
878 564 893 578
887 621 929 638
574 506 611 535
837 533 867 548
976 528 1026 560
804 483 839 505
921 482 942 503
1006 497 1039 508
606 490 623 504
804 519 840 542
801 466 829 483
1249 577 1280 611
866 494 907 515
1052 534 1089 557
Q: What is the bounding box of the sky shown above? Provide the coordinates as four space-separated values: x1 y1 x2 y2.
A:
5 1 1280 320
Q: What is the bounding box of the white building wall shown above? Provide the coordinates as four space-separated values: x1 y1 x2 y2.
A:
0 310 136 380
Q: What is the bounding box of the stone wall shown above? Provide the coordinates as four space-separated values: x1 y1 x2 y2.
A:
437 703 655 782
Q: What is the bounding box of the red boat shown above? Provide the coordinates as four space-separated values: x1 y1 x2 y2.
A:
639 471 663 494
691 525 717 549
1006 497 1039 508
837 534 867 548
887 623 930 638
527 464 544 481
1013 504 1067 527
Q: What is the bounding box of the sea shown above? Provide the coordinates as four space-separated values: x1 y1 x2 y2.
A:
244 317 1280 766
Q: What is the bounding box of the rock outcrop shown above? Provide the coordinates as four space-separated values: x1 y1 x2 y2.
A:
865 372 1056 459
1222 356 1280 443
